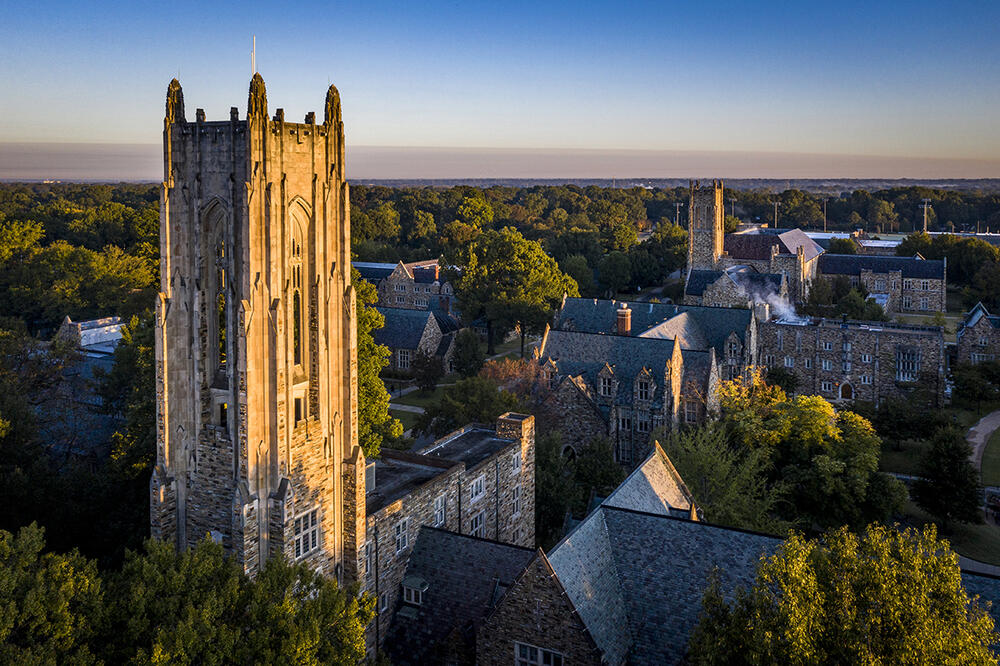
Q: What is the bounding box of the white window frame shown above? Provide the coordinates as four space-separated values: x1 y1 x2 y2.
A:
921 280 929 291
512 450 521 475
512 484 522 517
470 510 485 538
394 518 408 555
804 358 812 369
600 376 612 397
397 348 411 370
902 295 913 309
515 642 564 666
364 540 374 584
821 381 833 392
637 380 650 401
920 297 929 311
379 592 388 612
861 353 872 363
433 494 446 527
402 585 423 605
861 375 872 385
470 475 486 503
784 356 794 368
823 341 833 351
842 362 851 373
822 359 833 371
293 508 320 560
395 295 405 304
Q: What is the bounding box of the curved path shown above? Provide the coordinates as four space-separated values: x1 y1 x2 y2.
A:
965 409 1000 474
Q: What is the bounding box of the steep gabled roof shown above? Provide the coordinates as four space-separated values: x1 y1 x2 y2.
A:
384 526 534 666
684 270 724 296
553 298 752 355
724 228 823 262
374 307 435 349
962 302 1000 330
602 442 697 518
818 254 946 279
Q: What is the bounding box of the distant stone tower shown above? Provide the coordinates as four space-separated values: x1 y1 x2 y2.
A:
150 74 365 583
686 179 725 275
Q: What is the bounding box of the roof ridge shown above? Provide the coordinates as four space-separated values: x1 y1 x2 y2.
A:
417 524 537 551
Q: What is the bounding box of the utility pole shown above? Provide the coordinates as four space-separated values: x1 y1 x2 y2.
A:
674 202 684 226
823 198 828 233
920 198 931 233
772 201 780 227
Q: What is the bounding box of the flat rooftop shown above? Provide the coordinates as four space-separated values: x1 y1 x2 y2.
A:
418 427 516 471
770 316 942 335
366 453 454 515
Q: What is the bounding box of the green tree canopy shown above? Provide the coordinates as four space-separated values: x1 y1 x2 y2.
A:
415 376 522 437
912 426 983 531
687 523 999 665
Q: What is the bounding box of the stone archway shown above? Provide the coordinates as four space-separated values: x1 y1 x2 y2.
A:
840 382 854 401
561 445 577 462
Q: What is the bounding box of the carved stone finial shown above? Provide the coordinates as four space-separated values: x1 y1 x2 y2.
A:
248 73 268 120
166 79 185 123
323 84 342 128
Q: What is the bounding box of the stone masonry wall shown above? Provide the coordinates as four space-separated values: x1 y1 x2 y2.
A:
476 555 602 666
957 316 1000 365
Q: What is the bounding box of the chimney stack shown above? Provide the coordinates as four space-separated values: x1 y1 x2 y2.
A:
617 304 632 336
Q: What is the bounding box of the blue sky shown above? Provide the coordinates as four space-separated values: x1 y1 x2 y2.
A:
1 1 998 167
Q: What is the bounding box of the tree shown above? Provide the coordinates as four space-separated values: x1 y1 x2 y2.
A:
457 196 494 229
479 357 545 401
559 254 595 296
452 227 578 354
764 367 799 394
827 237 856 254
687 523 998 665
570 436 625 514
415 376 522 437
912 427 983 531
598 251 631 295
370 201 401 241
451 329 485 378
0 524 102 665
660 426 785 533
534 432 575 549
411 350 444 392
101 536 373 665
354 269 403 458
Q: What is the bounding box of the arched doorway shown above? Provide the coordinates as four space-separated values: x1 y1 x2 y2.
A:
840 383 853 401
561 445 577 462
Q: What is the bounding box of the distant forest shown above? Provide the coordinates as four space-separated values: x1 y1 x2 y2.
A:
2 181 1000 333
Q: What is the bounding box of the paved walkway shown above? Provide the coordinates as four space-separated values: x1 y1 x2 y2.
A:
966 409 1000 472
388 403 424 414
959 555 1000 577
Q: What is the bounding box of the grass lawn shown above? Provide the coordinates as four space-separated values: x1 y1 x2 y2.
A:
983 429 1000 487
879 439 929 477
901 502 1000 567
946 401 1000 429
389 408 420 433
392 385 446 408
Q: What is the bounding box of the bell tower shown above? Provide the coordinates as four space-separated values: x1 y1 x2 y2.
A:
151 74 364 583
686 179 725 275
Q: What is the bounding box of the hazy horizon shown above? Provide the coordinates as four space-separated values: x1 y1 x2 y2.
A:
3 142 999 183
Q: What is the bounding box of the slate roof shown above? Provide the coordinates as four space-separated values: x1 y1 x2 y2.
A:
431 309 461 334
540 328 711 405
961 303 1000 330
685 267 784 300
684 270 724 296
374 307 434 349
602 443 696 519
724 228 823 262
554 297 751 356
384 527 535 666
818 253 946 279
549 507 779 665
352 261 396 282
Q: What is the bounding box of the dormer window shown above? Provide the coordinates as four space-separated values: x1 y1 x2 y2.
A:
402 576 428 606
600 376 613 397
637 380 650 401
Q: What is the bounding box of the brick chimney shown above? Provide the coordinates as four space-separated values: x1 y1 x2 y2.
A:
617 304 631 336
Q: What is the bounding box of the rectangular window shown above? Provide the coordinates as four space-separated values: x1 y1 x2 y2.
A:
685 402 698 423
823 341 833 351
842 362 851 373
875 279 886 291
804 358 812 369
600 376 612 397
795 332 802 352
979 337 989 347
921 280 929 291
433 494 446 527
395 295 405 304
861 353 872 363
861 375 872 385
403 585 423 605
902 295 913 309
470 510 485 538
470 475 485 502
379 592 388 613
637 380 650 401
904 279 913 289
364 541 373 584
294 397 303 424
822 360 833 371
843 341 851 352
764 354 775 367
293 509 319 560
784 356 794 368
512 527 522 544
776 330 784 351
394 519 408 555
920 297 929 311
729 341 740 357
896 348 921 382
515 642 564 666
512 451 521 474
636 414 651 433
512 484 521 517
397 349 411 370
821 381 833 392
972 353 995 364
618 415 632 432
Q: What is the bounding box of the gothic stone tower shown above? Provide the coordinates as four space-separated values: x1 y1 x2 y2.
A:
686 179 725 275
150 74 365 583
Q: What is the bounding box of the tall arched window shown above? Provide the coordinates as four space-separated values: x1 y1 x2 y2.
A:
290 227 304 367
216 239 227 367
